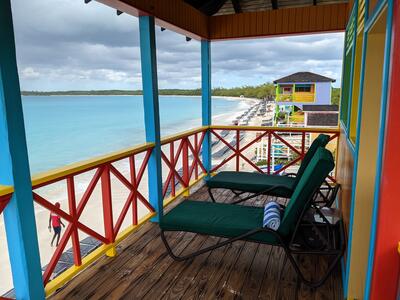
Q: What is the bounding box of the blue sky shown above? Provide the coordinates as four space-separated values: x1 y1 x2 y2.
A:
11 0 344 91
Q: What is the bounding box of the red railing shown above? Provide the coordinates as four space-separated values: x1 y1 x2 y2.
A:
29 143 155 292
0 189 12 214
161 127 207 201
0 125 340 297
210 126 340 182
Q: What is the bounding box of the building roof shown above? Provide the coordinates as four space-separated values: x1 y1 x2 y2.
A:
273 72 336 84
306 113 339 127
303 105 339 112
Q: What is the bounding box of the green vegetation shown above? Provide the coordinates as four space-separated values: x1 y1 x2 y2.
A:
331 87 340 106
212 83 275 99
21 83 276 99
22 84 341 105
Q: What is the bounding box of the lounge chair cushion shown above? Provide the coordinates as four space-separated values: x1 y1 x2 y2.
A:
293 134 330 186
160 200 278 244
279 148 335 236
206 171 296 198
206 134 330 198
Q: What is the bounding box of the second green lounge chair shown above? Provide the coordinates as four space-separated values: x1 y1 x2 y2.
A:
206 133 331 203
160 147 345 287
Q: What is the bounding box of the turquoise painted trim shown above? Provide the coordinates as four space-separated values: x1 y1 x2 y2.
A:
344 0 370 295
139 16 163 222
364 0 393 298
201 40 212 174
0 1 45 299
365 0 388 31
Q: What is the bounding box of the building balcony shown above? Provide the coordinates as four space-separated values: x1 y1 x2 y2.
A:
275 93 315 103
0 126 344 299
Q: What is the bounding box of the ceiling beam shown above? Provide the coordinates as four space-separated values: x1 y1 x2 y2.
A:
313 0 317 5
94 0 208 40
209 3 348 40
231 0 242 13
271 0 278 10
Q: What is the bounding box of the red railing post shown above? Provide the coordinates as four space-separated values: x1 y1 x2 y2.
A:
182 137 190 196
236 129 240 171
301 131 306 160
101 165 116 257
267 131 272 175
67 176 81 266
194 133 199 179
129 156 138 226
170 142 176 197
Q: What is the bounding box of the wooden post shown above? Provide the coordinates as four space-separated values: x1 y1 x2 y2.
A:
101 165 116 257
139 16 163 222
0 1 45 298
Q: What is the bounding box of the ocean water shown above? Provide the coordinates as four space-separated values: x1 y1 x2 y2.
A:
22 95 245 174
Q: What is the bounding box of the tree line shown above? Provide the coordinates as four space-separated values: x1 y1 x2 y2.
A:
22 84 340 105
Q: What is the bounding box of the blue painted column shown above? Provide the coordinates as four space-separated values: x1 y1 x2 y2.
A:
0 1 45 299
201 40 212 175
139 16 163 222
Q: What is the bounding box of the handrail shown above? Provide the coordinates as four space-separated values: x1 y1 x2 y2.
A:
0 185 13 198
1 125 341 297
161 126 208 145
31 142 155 188
210 125 340 133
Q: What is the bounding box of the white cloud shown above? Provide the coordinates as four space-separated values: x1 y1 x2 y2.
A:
20 67 40 79
11 0 344 91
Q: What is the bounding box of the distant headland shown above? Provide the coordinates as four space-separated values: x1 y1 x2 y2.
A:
21 83 276 99
21 84 340 105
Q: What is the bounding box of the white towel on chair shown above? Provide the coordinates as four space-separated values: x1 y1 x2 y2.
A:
263 201 281 231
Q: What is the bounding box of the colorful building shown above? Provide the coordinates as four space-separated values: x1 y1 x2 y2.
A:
274 72 336 109
1 0 400 300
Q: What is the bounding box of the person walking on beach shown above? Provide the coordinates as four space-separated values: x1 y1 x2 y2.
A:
48 202 65 247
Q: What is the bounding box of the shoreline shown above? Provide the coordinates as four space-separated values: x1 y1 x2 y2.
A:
0 96 257 294
22 94 261 102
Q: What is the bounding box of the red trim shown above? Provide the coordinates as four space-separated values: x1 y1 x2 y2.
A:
30 147 153 285
370 2 400 298
210 128 338 181
67 177 81 267
0 196 11 214
101 166 114 244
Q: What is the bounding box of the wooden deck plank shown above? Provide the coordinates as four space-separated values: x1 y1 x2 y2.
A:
219 241 260 299
239 244 272 299
49 185 343 300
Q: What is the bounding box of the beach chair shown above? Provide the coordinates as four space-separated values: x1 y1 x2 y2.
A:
160 148 345 287
206 133 338 206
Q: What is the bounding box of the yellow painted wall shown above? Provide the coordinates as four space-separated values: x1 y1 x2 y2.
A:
293 92 315 103
349 33 364 143
347 7 387 299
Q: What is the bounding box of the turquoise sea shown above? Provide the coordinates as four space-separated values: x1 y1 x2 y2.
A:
22 95 245 174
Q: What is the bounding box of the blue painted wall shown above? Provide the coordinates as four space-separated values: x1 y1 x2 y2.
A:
315 82 332 105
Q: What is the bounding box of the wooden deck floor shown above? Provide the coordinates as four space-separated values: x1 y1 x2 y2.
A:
50 186 343 300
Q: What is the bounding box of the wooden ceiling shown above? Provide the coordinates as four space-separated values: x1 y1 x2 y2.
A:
184 0 349 16
95 0 350 40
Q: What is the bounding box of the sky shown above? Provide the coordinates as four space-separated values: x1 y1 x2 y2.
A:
11 0 344 91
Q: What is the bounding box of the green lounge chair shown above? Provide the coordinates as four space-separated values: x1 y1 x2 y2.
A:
160 148 345 287
206 133 336 205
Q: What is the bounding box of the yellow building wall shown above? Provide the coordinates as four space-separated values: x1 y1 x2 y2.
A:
347 7 387 299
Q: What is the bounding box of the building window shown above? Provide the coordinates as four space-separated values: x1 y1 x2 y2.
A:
295 85 312 92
